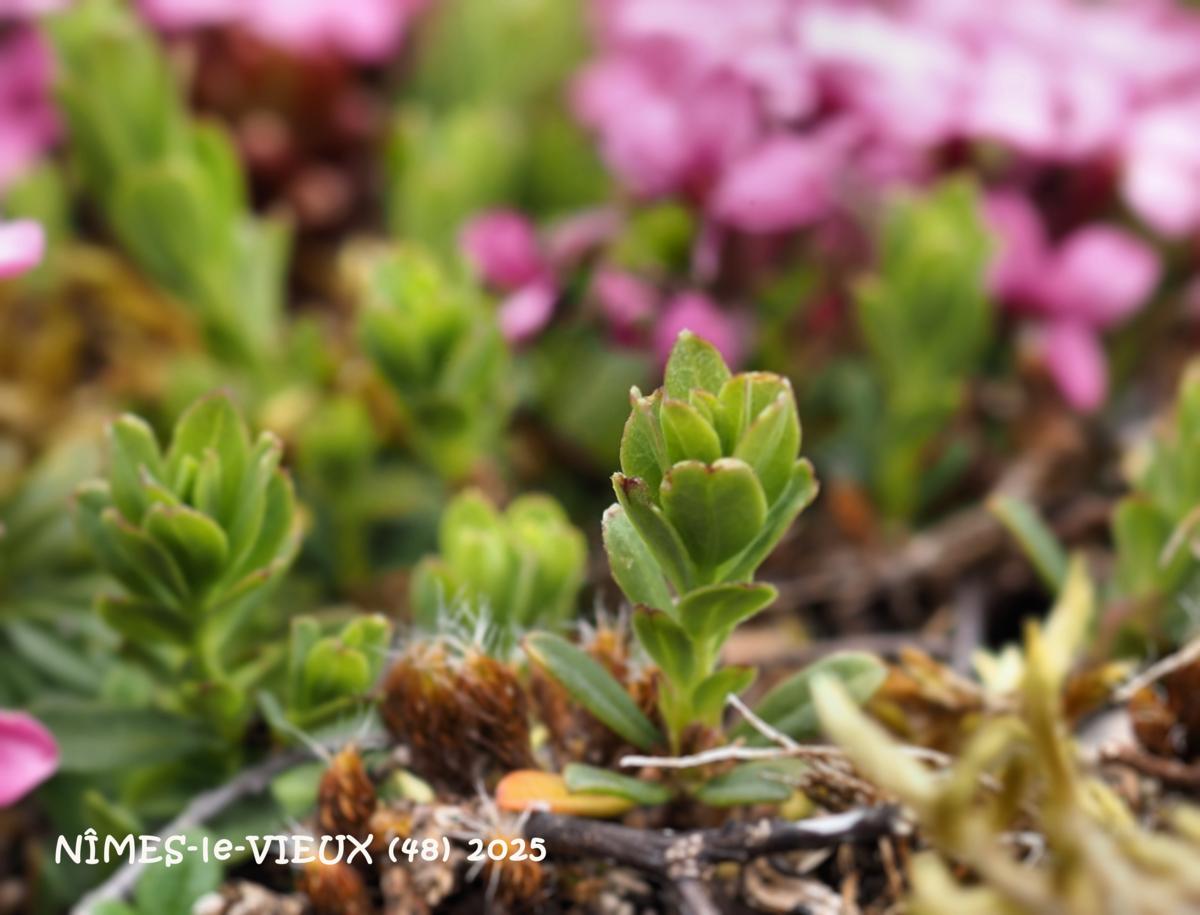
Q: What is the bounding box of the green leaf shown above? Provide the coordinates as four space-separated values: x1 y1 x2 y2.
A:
632 609 694 688
988 495 1068 592
613 473 693 592
690 666 756 725
602 504 673 612
525 633 662 751
720 460 817 582
660 398 722 465
619 388 667 497
664 330 731 400
32 699 217 772
166 394 249 520
135 827 223 915
676 583 777 643
660 459 766 571
100 508 190 608
563 763 673 807
145 503 229 595
98 594 192 646
734 652 887 744
715 373 790 455
694 760 808 807
733 389 800 505
107 415 164 523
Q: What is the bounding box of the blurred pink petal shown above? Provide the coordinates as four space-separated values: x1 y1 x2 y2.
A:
1041 320 1107 412
460 210 546 292
1122 100 1200 237
710 137 831 233
139 0 423 61
654 292 742 367
0 711 58 806
983 191 1048 305
594 268 657 340
1037 225 1159 327
498 281 557 345
0 27 59 191
0 219 44 279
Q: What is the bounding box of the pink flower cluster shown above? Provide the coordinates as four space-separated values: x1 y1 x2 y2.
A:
575 0 1200 409
0 10 60 191
138 0 426 62
462 209 743 363
986 194 1159 411
576 0 1200 238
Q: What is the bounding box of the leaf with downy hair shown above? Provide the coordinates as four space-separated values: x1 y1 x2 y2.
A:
690 666 756 725
619 387 667 497
733 389 799 505
100 507 190 608
107 414 164 523
98 594 192 646
144 503 228 596
525 632 662 751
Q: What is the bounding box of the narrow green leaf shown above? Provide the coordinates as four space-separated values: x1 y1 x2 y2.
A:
613 473 693 592
694 760 808 807
525 632 662 751
98 595 192 646
602 504 673 612
32 699 217 772
690 666 756 725
733 389 800 504
661 398 722 465
101 508 190 608
619 388 667 498
733 652 887 744
988 495 1068 592
107 415 164 523
720 459 817 582
632 609 694 688
563 763 673 807
145 503 229 594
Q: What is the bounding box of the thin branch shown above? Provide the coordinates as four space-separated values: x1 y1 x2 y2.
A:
1113 637 1200 703
620 742 951 771
727 693 800 750
523 806 905 877
72 733 386 915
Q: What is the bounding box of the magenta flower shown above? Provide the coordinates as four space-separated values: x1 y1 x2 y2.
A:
139 0 425 62
498 280 557 345
653 292 742 368
0 710 58 806
460 210 548 292
594 268 657 342
711 136 832 234
986 192 1159 411
0 26 59 191
0 219 44 278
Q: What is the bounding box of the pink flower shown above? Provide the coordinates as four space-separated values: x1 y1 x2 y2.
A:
986 190 1159 411
0 710 58 806
593 268 658 342
0 27 59 191
1036 226 1159 327
0 219 44 278
1041 320 1107 412
653 292 742 367
1121 98 1200 238
498 280 557 345
460 210 547 292
710 137 832 233
984 191 1049 306
139 0 425 62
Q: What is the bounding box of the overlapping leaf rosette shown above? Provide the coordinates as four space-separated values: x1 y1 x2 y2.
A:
603 331 817 741
75 394 300 730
